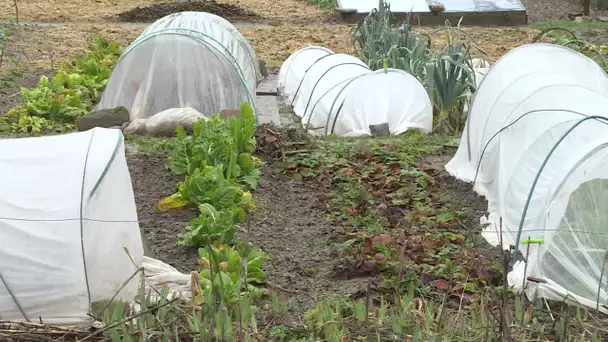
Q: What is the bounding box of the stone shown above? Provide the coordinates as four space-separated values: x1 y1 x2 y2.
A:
369 122 391 137
77 106 130 132
429 2 445 12
574 16 591 23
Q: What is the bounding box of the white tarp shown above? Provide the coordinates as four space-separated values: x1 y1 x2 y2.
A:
96 11 260 121
0 128 144 324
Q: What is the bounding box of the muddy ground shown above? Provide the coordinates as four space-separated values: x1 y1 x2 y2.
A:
127 151 200 272
0 67 53 117
239 160 369 319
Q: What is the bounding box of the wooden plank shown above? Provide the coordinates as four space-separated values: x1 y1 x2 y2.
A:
338 10 528 26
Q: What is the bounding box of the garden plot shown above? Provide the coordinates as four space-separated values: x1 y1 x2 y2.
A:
1 0 608 340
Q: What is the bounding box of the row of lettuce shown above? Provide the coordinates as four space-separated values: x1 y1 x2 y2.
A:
159 102 268 303
1 36 122 133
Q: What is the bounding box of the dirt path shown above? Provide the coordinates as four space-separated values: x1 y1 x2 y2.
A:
241 159 367 321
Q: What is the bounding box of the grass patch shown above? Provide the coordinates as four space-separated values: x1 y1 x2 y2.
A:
530 19 608 37
305 0 337 10
528 19 608 70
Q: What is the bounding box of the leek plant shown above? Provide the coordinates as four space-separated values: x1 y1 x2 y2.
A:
350 0 476 134
350 1 429 82
425 33 476 133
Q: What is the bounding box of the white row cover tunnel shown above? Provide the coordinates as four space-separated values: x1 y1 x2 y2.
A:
97 11 261 121
446 43 608 313
0 128 143 323
278 46 433 136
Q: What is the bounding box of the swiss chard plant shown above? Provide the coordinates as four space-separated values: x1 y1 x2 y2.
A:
194 243 268 306
171 102 261 190
162 102 261 247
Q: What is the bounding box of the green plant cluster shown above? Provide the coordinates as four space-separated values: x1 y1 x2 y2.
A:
0 36 122 133
161 103 266 326
197 243 269 305
350 1 477 133
165 102 261 247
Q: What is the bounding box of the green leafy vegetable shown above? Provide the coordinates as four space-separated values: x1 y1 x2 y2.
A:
1 35 122 133
166 102 261 246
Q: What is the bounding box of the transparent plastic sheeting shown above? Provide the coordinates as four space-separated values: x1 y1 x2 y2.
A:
0 128 143 323
97 11 260 121
444 0 524 11
446 43 608 191
443 43 608 312
492 116 608 313
337 0 524 13
326 69 432 136
279 48 433 136
278 45 335 101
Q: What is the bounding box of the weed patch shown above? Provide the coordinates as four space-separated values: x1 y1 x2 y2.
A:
278 132 500 296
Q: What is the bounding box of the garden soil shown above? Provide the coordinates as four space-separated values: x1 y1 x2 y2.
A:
124 148 491 319
0 68 52 117
116 0 263 23
238 160 369 319
127 151 200 272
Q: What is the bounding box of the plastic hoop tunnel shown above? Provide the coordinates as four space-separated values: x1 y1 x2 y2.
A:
446 43 608 186
323 68 432 136
96 11 260 121
278 48 433 136
278 45 335 101
474 86 608 201
291 53 370 120
495 116 608 314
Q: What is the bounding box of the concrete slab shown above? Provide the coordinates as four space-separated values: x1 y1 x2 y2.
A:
257 72 279 95
256 95 281 125
255 71 281 125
